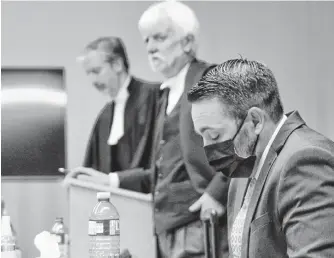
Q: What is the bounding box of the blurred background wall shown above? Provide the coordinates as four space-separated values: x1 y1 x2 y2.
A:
2 1 334 258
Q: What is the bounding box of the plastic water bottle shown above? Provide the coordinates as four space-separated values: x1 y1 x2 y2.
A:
1 215 18 258
51 217 69 258
89 192 120 258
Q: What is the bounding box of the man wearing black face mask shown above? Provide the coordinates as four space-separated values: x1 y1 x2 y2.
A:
188 59 334 258
202 115 258 179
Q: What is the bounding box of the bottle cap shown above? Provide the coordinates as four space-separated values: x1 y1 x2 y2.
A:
97 192 110 201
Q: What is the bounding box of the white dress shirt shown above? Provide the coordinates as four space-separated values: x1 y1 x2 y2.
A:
107 75 131 145
160 62 190 115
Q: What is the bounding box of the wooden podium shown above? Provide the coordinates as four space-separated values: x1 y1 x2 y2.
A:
66 177 156 258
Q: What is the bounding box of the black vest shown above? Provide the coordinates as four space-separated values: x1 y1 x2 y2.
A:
155 99 189 186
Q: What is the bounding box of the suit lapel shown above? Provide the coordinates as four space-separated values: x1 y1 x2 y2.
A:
97 102 115 173
130 86 159 168
241 148 277 257
151 89 169 187
124 78 138 133
125 78 145 168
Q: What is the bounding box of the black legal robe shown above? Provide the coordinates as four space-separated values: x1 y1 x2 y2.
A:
83 77 160 174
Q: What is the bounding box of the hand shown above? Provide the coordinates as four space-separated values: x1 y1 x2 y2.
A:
62 167 109 187
189 192 225 219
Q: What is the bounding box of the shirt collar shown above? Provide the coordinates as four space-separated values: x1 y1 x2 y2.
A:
160 62 191 91
254 114 287 179
267 115 288 150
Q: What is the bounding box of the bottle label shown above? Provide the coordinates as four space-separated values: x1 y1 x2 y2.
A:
88 219 120 236
50 233 67 257
58 244 68 257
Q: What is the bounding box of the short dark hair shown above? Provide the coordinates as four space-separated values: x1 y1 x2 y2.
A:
188 59 284 123
85 36 130 72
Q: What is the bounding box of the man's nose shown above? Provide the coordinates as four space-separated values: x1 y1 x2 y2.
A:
88 73 96 82
146 39 158 54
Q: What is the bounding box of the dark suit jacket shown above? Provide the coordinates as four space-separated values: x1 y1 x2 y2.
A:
227 111 334 258
83 77 160 173
117 59 230 233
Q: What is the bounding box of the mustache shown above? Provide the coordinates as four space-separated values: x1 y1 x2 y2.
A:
94 83 106 90
149 54 165 61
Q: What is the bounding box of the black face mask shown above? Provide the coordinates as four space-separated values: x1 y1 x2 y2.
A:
204 118 257 178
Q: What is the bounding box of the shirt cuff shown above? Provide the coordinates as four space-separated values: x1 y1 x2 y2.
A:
109 173 120 188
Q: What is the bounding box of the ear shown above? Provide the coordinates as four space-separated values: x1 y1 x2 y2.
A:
181 34 195 53
248 107 265 135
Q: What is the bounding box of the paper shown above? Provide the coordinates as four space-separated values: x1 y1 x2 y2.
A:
34 231 60 258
